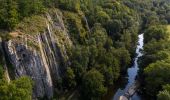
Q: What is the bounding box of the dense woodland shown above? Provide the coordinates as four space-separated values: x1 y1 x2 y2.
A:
0 0 170 100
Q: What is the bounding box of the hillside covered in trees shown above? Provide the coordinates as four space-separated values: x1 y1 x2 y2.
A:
0 0 170 100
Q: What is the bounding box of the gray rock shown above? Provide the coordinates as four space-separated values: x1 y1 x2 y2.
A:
3 10 72 99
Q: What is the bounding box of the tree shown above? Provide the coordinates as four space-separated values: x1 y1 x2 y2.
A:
144 25 169 44
157 84 170 100
90 23 108 46
0 0 46 30
96 10 110 25
144 61 170 96
113 48 131 72
58 0 80 12
17 0 44 17
81 69 107 100
0 0 8 29
0 76 33 100
17 0 32 17
7 0 19 30
157 90 170 100
0 64 3 79
0 0 19 30
63 67 76 89
69 46 89 83
163 84 170 92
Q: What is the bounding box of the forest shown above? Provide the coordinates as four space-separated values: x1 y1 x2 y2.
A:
0 0 170 100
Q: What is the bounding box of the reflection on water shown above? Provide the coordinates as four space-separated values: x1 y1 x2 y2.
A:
103 34 144 100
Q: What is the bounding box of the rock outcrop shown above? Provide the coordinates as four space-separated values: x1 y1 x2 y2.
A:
3 9 72 99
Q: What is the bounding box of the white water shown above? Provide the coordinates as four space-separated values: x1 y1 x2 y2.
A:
113 34 144 100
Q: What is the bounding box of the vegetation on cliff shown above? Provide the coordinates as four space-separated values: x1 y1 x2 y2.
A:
0 77 32 100
1 0 170 100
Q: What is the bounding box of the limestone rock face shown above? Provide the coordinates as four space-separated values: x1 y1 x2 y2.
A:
3 9 72 99
5 41 53 99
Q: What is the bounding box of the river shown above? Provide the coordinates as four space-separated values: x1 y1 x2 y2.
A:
104 34 144 100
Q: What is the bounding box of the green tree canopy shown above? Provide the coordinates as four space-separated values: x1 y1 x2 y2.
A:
144 61 170 96
0 76 33 100
81 69 107 100
63 67 76 89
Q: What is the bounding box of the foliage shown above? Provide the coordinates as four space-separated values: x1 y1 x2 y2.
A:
63 11 87 44
0 76 33 100
63 1 139 99
157 84 170 100
81 69 107 100
1 0 170 99
16 16 46 35
141 24 170 97
0 0 18 30
58 0 81 12
144 61 170 96
17 0 45 18
0 64 3 79
0 0 45 30
144 25 169 43
63 67 76 89
157 90 170 100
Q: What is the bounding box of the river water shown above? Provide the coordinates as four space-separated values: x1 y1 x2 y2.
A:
104 34 144 100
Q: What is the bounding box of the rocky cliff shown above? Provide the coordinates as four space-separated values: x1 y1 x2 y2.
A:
2 9 73 99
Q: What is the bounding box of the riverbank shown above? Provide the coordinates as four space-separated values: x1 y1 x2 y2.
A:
103 34 144 100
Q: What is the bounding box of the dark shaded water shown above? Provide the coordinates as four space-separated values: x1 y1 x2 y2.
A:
104 34 144 100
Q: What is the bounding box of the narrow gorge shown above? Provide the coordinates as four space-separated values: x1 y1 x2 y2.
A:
1 0 170 100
